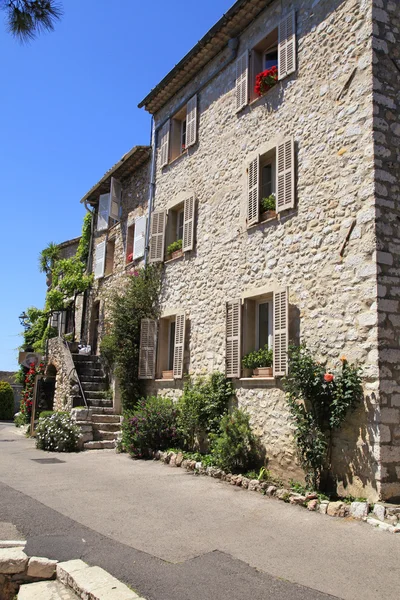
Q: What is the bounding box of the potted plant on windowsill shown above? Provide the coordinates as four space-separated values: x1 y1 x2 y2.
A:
254 65 278 97
260 194 276 221
162 370 174 380
167 239 183 260
242 346 273 378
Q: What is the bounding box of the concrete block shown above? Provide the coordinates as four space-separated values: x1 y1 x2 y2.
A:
66 565 140 600
0 547 28 574
27 556 58 579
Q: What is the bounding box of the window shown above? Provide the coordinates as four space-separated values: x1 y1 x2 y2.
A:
104 239 115 276
225 287 289 379
159 94 197 167
149 194 195 263
126 224 135 264
96 177 122 231
94 241 106 279
235 11 296 112
138 313 187 380
247 137 294 227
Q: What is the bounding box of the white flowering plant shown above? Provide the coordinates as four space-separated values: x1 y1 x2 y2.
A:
35 412 80 452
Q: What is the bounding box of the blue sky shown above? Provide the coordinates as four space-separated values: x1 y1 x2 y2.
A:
0 0 233 371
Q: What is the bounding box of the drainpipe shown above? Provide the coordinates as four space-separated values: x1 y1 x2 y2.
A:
144 37 239 264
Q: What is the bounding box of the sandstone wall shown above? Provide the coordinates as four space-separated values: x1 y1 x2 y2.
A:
148 0 380 498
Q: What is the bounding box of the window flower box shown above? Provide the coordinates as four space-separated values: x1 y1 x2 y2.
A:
242 346 273 378
254 66 278 97
253 366 273 378
261 210 277 221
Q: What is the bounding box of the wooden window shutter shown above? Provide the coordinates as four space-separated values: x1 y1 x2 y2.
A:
273 287 289 377
109 177 122 221
173 313 186 379
94 241 106 280
149 210 166 263
235 52 249 112
247 155 260 226
182 195 195 252
133 215 146 260
276 137 295 213
278 11 296 80
226 300 242 378
186 94 197 148
97 193 110 231
138 319 157 379
159 120 170 168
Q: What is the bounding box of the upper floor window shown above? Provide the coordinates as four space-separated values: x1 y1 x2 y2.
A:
126 215 147 264
96 177 122 231
149 194 196 263
159 94 198 167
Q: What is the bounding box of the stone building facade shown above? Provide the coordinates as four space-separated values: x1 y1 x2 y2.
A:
132 0 400 501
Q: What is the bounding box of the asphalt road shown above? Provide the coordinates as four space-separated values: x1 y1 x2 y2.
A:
0 422 399 600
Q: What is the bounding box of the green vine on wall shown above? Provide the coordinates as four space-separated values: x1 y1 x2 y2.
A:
283 344 363 492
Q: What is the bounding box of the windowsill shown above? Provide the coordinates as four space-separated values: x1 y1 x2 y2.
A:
125 258 143 269
237 84 280 115
165 150 188 168
165 253 185 264
239 377 276 382
247 214 278 230
155 378 175 382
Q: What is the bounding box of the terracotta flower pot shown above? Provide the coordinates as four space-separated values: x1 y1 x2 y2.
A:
253 367 273 378
168 249 183 261
162 370 174 380
242 368 253 378
261 210 277 221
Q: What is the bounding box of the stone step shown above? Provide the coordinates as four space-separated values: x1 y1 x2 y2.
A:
92 414 121 424
78 375 105 383
18 580 79 599
83 390 111 400
83 440 116 450
94 430 119 441
89 407 116 415
74 366 104 377
72 397 113 409
71 354 102 363
92 422 120 432
80 382 109 392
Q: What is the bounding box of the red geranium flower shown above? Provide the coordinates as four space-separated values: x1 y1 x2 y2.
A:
324 373 334 383
254 65 278 97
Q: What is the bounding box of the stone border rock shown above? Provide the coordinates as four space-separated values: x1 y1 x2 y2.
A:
154 450 400 535
0 546 57 599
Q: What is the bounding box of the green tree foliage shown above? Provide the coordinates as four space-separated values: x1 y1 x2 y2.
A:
100 265 162 410
0 381 14 420
39 241 59 273
2 0 62 41
283 344 363 491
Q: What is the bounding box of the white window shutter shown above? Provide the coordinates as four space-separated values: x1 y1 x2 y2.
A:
159 120 170 168
133 215 146 260
278 11 296 80
186 94 197 148
110 177 122 221
226 300 242 378
97 193 110 231
138 319 157 379
149 210 166 263
235 52 249 112
273 287 289 377
247 155 260 226
94 241 106 280
182 195 195 252
276 137 295 213
173 313 186 379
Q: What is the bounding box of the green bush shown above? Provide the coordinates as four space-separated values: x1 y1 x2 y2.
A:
242 346 273 369
167 239 183 255
38 410 55 419
121 396 180 457
14 412 28 427
0 381 14 420
210 409 260 473
177 373 233 451
35 413 80 452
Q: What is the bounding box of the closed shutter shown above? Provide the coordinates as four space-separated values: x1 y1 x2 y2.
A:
138 319 157 379
278 11 296 80
226 300 242 378
94 241 106 279
149 210 166 263
235 52 249 112
110 177 122 221
273 287 289 377
247 155 260 226
159 120 170 168
50 311 59 328
133 215 146 260
182 195 195 252
276 137 295 213
186 94 197 148
173 313 186 379
97 193 110 231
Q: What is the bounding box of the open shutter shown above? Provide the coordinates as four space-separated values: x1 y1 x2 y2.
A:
149 210 166 263
235 52 249 112
110 177 122 221
278 11 296 80
133 215 146 260
276 137 295 213
273 287 289 377
186 94 197 148
182 195 195 252
226 300 242 378
94 241 106 280
247 155 260 226
173 313 186 379
138 319 157 379
159 120 170 168
97 193 110 231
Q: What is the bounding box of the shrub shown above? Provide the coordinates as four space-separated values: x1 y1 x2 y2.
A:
39 410 55 419
210 409 260 473
177 372 234 451
242 346 273 369
0 381 14 420
121 396 180 457
167 239 183 255
35 413 80 452
14 412 27 427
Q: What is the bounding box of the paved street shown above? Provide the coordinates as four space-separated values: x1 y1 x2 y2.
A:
0 422 399 600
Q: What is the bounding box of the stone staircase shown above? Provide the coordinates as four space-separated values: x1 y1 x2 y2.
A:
71 355 121 450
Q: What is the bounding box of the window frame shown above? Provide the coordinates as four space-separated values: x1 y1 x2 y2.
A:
255 299 273 351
